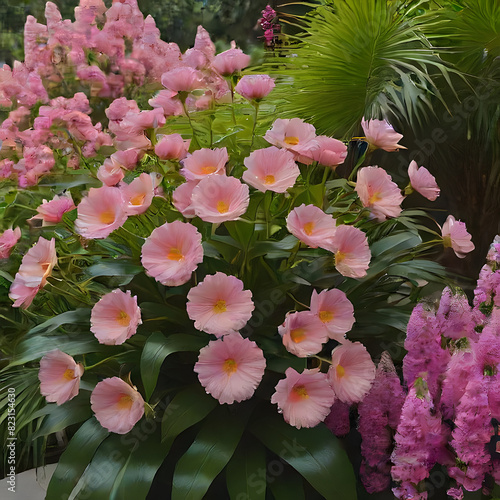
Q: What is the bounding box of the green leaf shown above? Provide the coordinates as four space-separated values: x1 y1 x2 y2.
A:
84 260 143 279
171 406 245 500
46 418 109 500
32 392 92 439
109 427 167 500
140 332 207 400
226 436 266 500
268 464 306 500
249 412 357 500
27 308 91 336
161 385 217 448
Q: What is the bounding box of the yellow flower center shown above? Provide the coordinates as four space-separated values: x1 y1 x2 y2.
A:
62 368 75 381
336 364 346 378
201 166 217 175
303 222 315 236
117 394 134 410
290 328 306 343
292 384 309 399
335 251 345 264
264 174 275 185
284 136 300 146
216 200 229 214
213 299 227 313
223 358 238 375
319 310 334 323
130 193 146 206
99 209 116 225
167 247 184 261
116 310 130 326
368 192 382 204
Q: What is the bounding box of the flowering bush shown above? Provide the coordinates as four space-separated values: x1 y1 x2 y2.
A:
0 1 483 498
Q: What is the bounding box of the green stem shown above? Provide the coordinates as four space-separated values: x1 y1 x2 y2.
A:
84 355 126 371
250 101 260 151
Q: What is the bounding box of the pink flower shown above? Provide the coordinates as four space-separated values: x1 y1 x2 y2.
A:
242 147 299 193
180 147 228 181
10 237 57 308
97 158 125 186
264 118 318 164
91 377 144 434
212 47 251 75
286 204 337 248
441 215 475 258
355 166 404 221
309 289 355 341
141 220 203 287
161 67 203 92
361 117 406 152
194 333 266 404
75 186 128 239
309 136 348 168
172 181 198 218
279 311 328 358
324 400 351 437
120 173 155 216
408 160 440 201
234 74 275 100
190 175 249 223
31 193 75 225
155 134 190 161
271 368 335 429
186 272 254 337
39 350 84 405
148 89 184 117
111 149 142 170
90 289 142 345
324 225 371 279
0 227 21 258
328 340 375 403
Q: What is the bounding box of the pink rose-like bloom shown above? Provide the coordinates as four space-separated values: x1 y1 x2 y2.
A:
242 147 299 193
75 186 128 239
264 118 318 164
97 158 125 186
180 147 228 181
408 160 440 201
190 175 249 223
286 204 337 248
141 220 203 287
10 237 57 308
0 227 21 258
324 224 371 279
161 67 203 92
194 333 266 404
31 193 76 225
39 350 84 405
271 368 335 429
361 117 406 152
355 166 404 221
172 181 198 218
309 136 348 168
91 377 145 434
279 311 328 358
120 173 155 216
90 289 142 345
234 74 275 100
441 215 475 258
310 289 355 341
155 134 191 161
148 89 184 117
186 272 254 337
328 340 376 404
212 47 251 75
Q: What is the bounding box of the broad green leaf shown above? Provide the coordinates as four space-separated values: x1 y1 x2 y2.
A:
32 392 92 439
268 464 306 500
84 261 143 279
161 385 217 447
27 308 91 336
226 436 266 500
171 407 245 500
109 427 167 500
140 332 207 400
46 418 109 500
249 412 357 500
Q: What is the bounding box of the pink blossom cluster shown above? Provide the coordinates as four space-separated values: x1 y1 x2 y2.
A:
259 5 281 47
